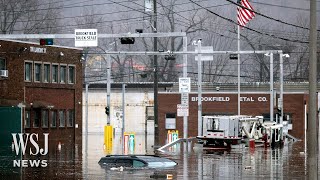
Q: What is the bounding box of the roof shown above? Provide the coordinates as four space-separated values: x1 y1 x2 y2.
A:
0 99 21 107
83 81 318 93
85 82 174 89
0 39 83 50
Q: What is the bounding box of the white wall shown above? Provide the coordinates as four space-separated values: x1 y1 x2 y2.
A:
82 88 154 134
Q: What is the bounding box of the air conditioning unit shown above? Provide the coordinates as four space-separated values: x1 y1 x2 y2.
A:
0 70 8 77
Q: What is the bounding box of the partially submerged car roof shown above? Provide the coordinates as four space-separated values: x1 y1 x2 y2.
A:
98 155 177 168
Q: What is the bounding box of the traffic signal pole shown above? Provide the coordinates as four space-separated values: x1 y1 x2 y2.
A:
107 54 111 125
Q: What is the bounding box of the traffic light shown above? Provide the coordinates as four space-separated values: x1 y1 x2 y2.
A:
164 55 176 60
120 37 135 44
40 38 53 45
105 106 110 115
277 107 282 115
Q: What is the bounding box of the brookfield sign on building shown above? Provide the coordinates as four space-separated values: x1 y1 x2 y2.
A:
191 96 268 102
75 29 98 47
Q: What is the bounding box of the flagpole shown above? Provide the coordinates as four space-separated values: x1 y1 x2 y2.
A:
237 25 241 116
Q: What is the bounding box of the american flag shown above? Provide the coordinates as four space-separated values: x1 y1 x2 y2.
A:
237 0 255 27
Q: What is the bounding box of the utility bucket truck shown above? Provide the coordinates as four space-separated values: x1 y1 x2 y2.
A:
197 116 245 149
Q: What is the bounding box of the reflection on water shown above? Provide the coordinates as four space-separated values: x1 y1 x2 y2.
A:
1 133 316 179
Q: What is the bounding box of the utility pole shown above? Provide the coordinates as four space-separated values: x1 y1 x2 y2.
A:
153 0 159 148
307 0 318 179
197 39 202 136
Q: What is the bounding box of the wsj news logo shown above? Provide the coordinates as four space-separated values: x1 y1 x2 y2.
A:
12 133 49 167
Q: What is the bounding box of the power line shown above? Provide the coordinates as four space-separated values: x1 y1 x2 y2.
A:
252 1 320 12
224 0 316 31
188 0 308 44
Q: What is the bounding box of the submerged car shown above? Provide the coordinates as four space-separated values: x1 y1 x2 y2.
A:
98 155 177 169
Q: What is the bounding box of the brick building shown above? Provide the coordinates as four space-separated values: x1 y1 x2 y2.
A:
0 39 83 144
157 83 316 145
84 82 315 147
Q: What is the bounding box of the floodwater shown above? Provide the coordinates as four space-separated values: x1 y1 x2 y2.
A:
1 134 317 179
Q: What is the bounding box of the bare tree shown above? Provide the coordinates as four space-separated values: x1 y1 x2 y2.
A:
228 12 311 83
0 0 61 34
140 0 208 82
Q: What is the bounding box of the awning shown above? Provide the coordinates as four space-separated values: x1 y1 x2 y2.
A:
28 101 54 109
0 99 21 107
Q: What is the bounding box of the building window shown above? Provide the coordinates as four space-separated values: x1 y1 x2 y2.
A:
25 110 30 128
43 64 50 83
33 110 41 128
25 62 32 81
50 110 57 128
146 106 154 120
68 65 75 84
67 110 74 127
60 65 66 83
59 110 65 127
0 57 5 70
34 63 42 82
52 64 58 83
165 113 176 129
42 110 49 128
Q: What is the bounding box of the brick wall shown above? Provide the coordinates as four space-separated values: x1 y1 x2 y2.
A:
158 93 306 145
0 40 83 143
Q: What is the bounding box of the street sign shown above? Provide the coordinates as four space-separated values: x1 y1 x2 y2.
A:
195 46 213 61
181 93 189 105
75 29 98 47
144 0 153 12
179 77 191 93
177 104 189 117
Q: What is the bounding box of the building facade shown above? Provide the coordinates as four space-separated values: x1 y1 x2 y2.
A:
0 40 83 144
84 82 317 147
158 92 307 145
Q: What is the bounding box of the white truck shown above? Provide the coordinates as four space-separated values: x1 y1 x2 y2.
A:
197 116 245 149
197 115 268 149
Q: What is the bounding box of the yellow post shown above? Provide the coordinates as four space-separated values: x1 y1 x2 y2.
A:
104 125 113 154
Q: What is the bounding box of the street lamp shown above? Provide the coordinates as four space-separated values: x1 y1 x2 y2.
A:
264 53 274 122
279 53 289 125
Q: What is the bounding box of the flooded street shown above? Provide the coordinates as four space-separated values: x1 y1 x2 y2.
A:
5 134 315 179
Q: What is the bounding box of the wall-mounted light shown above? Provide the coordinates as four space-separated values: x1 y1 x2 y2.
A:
282 54 290 58
18 47 27 53
59 52 64 57
80 56 85 62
